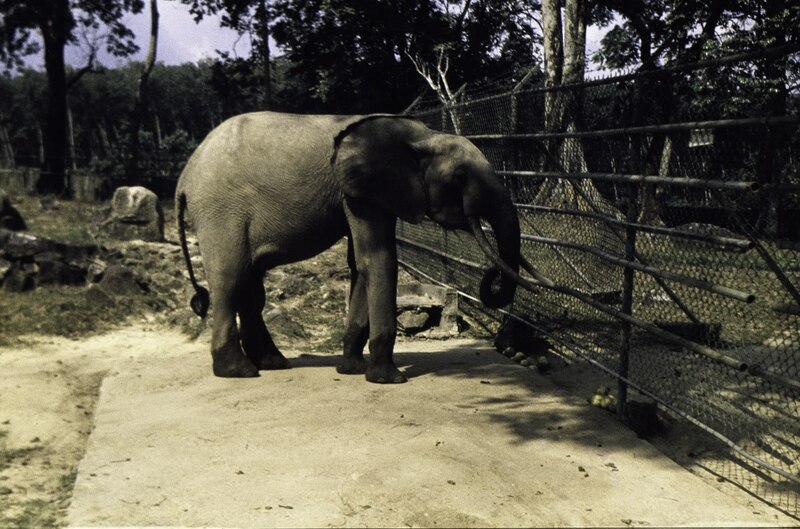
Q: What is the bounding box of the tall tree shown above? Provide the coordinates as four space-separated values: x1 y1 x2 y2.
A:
128 0 160 181
182 0 273 110
0 0 143 196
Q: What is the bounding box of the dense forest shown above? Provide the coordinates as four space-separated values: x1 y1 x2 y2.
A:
0 0 798 196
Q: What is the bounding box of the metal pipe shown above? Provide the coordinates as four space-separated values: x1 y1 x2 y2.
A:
516 232 756 303
617 183 637 419
517 204 754 251
499 170 760 191
466 115 800 141
772 302 800 316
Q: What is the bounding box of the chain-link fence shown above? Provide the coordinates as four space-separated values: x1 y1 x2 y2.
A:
400 44 800 518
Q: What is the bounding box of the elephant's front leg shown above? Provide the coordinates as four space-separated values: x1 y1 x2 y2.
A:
337 237 369 375
345 198 406 384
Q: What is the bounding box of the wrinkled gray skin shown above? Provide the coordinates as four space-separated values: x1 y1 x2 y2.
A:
176 112 520 383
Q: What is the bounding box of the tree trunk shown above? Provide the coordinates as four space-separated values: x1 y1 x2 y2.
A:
755 0 787 236
38 0 71 196
128 0 159 182
637 136 671 226
37 127 45 165
258 0 272 110
541 0 563 132
536 0 596 203
97 124 111 159
0 124 14 168
67 105 77 171
153 111 162 150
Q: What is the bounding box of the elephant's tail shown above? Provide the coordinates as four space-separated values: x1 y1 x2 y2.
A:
178 193 210 317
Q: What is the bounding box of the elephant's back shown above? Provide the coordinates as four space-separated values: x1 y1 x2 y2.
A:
175 112 357 254
177 112 361 198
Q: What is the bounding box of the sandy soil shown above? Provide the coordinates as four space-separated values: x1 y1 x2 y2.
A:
1 324 795 528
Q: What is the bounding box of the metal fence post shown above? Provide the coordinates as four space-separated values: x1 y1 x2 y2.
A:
617 181 639 420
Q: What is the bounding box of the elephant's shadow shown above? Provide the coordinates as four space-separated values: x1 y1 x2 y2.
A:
286 345 511 381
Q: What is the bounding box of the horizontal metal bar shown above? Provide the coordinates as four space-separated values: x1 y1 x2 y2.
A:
396 236 484 270
747 365 800 393
517 232 756 303
499 170 760 191
776 239 800 252
396 239 748 372
516 204 754 250
466 115 800 142
772 302 800 316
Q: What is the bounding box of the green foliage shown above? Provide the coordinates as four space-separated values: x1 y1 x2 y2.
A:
0 0 798 181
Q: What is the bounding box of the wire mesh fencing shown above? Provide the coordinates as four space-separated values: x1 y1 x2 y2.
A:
401 44 800 518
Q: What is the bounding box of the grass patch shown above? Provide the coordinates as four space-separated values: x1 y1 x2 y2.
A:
0 284 149 345
10 195 100 246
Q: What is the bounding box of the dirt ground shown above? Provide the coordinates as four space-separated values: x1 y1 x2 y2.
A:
1 324 796 528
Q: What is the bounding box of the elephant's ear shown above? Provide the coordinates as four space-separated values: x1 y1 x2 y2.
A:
332 115 430 223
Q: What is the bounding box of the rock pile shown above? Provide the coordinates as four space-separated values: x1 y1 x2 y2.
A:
0 231 100 292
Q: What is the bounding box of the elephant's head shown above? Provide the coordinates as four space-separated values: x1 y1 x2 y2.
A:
332 115 520 308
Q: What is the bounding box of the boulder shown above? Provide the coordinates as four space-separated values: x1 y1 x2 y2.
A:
0 188 26 231
33 251 87 286
397 310 433 334
85 283 116 308
97 265 149 297
98 186 164 242
3 262 37 292
264 307 308 339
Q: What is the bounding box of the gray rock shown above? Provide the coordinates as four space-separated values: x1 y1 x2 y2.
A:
98 265 148 297
397 310 433 335
33 251 86 286
2 231 97 261
98 186 164 242
0 188 26 231
85 284 116 308
2 262 37 292
264 307 308 339
86 259 108 283
0 257 11 281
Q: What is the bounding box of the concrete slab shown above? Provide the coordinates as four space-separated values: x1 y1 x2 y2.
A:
67 339 789 528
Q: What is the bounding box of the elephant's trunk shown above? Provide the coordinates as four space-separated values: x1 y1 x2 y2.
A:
468 198 521 309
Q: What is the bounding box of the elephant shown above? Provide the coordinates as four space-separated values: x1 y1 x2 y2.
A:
176 112 538 384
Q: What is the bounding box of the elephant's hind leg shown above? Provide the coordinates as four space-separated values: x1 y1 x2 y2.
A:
238 273 290 370
208 284 260 378
202 235 259 378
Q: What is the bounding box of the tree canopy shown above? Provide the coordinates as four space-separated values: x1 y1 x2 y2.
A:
0 0 797 189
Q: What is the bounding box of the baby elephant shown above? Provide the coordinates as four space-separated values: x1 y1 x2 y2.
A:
177 112 522 383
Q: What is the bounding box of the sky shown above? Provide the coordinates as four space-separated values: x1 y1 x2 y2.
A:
23 3 607 71
25 2 254 70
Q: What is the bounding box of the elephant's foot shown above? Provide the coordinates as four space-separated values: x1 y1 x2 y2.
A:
253 353 291 371
212 354 260 378
365 363 407 384
336 356 368 375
